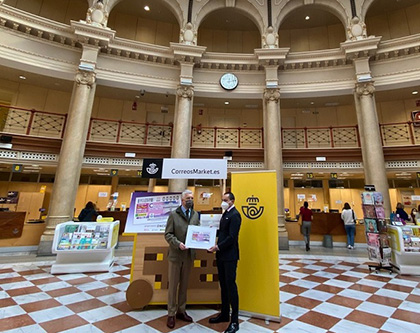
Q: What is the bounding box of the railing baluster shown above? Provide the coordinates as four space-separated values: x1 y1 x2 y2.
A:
26 109 36 135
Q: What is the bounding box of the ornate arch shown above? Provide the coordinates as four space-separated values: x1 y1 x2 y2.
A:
360 0 376 22
106 0 184 28
194 0 265 35
274 0 349 34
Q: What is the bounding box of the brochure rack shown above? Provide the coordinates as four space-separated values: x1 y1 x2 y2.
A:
388 225 420 275
361 191 393 274
51 221 119 274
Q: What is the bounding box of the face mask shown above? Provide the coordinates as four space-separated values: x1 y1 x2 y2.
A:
221 201 229 210
185 200 193 209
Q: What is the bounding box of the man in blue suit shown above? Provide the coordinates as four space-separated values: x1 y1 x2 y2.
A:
208 192 241 333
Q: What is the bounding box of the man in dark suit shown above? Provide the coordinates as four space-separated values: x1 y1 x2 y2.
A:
208 192 241 333
164 190 200 329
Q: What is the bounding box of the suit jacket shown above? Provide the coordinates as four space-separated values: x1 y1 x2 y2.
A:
216 206 241 261
164 206 200 262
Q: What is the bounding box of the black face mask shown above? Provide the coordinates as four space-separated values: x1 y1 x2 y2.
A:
185 200 193 209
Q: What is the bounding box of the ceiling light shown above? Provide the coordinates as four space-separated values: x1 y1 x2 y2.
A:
305 16 310 20
310 101 314 105
144 5 150 11
19 75 26 80
412 91 419 95
224 101 229 105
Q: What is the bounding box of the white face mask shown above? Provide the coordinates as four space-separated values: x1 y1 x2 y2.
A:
221 201 229 210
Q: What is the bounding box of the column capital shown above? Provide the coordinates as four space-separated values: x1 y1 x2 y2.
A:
75 70 96 87
177 85 194 100
355 81 375 96
264 88 281 102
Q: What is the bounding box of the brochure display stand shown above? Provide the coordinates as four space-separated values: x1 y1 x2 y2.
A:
388 225 420 275
51 221 119 274
361 191 393 274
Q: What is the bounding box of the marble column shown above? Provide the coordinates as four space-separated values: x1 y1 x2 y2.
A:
355 81 391 215
264 88 289 249
38 70 96 255
148 178 156 192
168 85 194 192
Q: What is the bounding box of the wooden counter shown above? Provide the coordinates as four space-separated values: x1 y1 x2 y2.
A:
311 212 346 235
98 211 128 235
0 212 26 238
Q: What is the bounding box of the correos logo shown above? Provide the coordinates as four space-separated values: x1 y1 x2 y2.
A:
146 163 159 175
241 195 264 220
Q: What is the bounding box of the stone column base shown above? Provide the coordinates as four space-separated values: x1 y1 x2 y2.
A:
279 233 289 250
37 234 55 256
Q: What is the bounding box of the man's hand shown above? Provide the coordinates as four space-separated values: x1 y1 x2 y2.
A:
208 245 218 253
179 243 188 250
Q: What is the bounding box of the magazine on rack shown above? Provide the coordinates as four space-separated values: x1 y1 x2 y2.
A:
362 205 376 218
361 192 374 205
367 233 380 247
364 219 378 233
57 224 110 251
368 245 381 261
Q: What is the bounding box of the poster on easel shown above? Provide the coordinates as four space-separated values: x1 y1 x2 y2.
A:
124 192 181 233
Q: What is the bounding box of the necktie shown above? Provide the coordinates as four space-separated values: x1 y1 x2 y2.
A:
186 209 190 221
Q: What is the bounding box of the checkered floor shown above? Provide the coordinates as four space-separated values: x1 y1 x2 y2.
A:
0 254 419 333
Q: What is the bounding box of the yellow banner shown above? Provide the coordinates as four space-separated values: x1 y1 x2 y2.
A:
232 171 280 319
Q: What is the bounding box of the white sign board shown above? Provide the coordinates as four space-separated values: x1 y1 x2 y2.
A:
411 195 420 201
162 158 227 179
200 214 222 229
98 192 108 198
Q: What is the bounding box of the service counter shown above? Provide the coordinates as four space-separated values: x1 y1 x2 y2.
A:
286 212 366 244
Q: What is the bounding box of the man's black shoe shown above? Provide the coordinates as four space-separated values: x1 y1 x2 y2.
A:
224 322 239 333
209 313 230 323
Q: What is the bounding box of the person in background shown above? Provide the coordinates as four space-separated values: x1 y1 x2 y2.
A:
299 201 313 251
341 202 356 249
396 203 410 221
415 205 420 226
410 207 418 224
77 201 98 221
164 190 200 329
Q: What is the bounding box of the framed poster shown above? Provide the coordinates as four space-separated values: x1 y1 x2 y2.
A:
185 225 217 250
124 192 181 233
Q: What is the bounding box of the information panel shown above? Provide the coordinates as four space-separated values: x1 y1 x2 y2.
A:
124 192 181 233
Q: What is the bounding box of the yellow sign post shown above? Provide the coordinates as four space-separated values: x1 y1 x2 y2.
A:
232 171 280 321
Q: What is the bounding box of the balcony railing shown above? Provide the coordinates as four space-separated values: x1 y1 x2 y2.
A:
1 105 420 149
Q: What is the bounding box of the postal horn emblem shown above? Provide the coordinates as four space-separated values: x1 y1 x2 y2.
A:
241 195 264 220
146 163 158 175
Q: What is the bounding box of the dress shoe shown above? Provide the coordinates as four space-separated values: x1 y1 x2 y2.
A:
209 313 230 323
224 322 239 333
167 316 175 329
176 312 193 322
306 244 310 251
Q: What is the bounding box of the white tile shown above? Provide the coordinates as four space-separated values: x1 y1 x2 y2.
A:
60 324 103 333
126 308 167 322
112 281 129 291
280 320 327 333
338 288 371 301
356 278 386 289
280 303 309 320
28 306 74 323
388 278 419 288
75 281 108 292
230 321 273 333
170 323 215 333
398 300 420 313
280 291 297 302
305 264 328 271
184 307 217 322
78 305 122 323
297 259 318 265
330 319 378 333
341 271 368 279
313 271 338 279
24 273 52 281
283 271 309 279
120 324 160 333
3 324 47 333
0 290 10 299
13 292 51 305
1 281 34 290
300 289 334 302
323 279 353 289
0 305 26 319
375 288 409 300
381 318 420 333
38 281 71 292
330 265 353 271
312 302 353 319
356 301 396 317
290 279 320 289
97 291 126 305
0 272 20 279
56 274 87 281
279 259 292 265
412 288 420 296
55 292 93 305
89 272 119 280
280 265 300 272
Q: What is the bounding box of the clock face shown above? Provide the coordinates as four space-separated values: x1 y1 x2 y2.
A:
220 73 238 91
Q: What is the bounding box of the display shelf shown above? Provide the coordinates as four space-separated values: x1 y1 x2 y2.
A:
388 225 420 275
51 221 119 274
